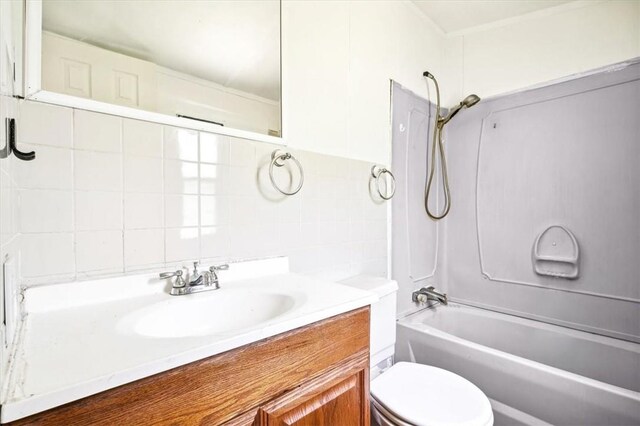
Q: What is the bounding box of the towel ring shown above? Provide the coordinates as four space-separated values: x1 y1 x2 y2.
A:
371 165 396 200
269 150 304 196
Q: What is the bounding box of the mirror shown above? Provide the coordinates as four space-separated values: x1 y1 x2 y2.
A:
36 0 281 138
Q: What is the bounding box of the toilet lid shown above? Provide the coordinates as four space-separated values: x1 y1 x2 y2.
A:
370 362 493 426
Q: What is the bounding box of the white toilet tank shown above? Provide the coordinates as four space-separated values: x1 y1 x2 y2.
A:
339 276 398 378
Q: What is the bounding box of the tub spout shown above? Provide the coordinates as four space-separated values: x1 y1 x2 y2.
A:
412 286 448 305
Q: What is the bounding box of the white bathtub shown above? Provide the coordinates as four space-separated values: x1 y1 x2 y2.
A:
396 303 640 426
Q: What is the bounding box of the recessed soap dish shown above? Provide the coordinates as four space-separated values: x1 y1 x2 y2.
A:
532 225 579 279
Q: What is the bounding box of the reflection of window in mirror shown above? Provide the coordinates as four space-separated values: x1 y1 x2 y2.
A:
41 0 281 137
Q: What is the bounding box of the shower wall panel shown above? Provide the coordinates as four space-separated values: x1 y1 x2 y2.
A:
443 60 640 342
391 82 441 316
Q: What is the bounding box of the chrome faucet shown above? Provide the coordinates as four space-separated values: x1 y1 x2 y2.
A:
412 286 448 305
159 262 229 296
159 269 186 292
189 262 204 286
208 264 229 289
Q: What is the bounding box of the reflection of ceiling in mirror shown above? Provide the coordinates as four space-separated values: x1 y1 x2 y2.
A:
42 0 281 101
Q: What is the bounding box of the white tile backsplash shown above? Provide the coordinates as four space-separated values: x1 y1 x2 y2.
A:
19 102 73 148
277 196 301 223
0 170 15 240
227 166 257 196
165 227 199 262
123 119 163 158
74 151 122 191
75 191 123 231
164 194 199 228
163 160 198 194
200 133 229 164
75 230 123 273
163 127 198 161
200 196 228 226
1 95 20 360
200 226 229 259
18 189 73 233
229 140 255 167
227 196 256 226
199 163 226 195
20 233 75 278
14 145 73 190
124 229 164 270
74 110 121 153
124 193 163 229
124 156 163 193
13 100 388 286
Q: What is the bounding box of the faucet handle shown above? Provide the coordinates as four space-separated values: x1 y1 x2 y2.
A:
159 270 183 279
415 293 429 304
208 264 229 288
159 270 186 288
209 264 229 272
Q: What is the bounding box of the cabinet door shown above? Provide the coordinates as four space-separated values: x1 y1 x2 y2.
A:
258 365 369 426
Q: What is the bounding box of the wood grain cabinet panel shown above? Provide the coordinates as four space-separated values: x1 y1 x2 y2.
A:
257 356 369 426
10 307 370 426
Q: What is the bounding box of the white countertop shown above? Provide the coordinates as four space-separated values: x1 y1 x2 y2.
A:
0 257 377 423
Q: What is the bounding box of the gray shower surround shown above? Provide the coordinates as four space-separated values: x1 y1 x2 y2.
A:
392 60 639 342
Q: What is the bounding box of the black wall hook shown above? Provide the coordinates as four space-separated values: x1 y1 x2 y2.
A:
1 118 35 161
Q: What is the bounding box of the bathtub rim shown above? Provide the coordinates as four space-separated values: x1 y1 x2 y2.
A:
455 297 640 344
397 302 640 402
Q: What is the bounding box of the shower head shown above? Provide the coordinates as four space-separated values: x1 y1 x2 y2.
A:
461 94 480 108
422 70 481 220
439 94 481 126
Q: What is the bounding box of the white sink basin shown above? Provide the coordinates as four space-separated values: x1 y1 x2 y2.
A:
119 289 298 338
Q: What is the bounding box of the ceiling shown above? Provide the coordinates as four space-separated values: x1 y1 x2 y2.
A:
43 0 281 101
412 0 573 33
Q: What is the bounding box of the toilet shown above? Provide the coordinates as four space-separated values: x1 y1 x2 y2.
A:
340 276 493 426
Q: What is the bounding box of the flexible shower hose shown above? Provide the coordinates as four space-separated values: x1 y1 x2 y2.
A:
425 77 451 220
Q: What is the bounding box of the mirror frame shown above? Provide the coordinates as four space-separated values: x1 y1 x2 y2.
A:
24 0 284 145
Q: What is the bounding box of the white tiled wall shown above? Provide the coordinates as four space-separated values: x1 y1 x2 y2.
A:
15 100 388 286
1 95 21 382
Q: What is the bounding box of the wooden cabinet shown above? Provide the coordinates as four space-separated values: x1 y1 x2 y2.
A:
258 368 368 426
10 307 370 426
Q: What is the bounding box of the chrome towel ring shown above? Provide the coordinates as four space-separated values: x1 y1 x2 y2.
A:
269 149 304 196
371 165 396 200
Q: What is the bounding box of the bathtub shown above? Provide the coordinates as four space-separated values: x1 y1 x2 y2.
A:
396 303 640 426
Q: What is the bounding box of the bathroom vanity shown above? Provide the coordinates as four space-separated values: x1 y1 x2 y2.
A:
10 308 370 425
1 258 377 424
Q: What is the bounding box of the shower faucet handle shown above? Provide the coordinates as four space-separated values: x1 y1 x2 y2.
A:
412 286 448 305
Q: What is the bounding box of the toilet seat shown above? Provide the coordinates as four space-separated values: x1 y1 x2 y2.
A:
370 362 493 426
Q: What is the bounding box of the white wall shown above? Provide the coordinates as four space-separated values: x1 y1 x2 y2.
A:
282 1 640 164
282 0 446 166
450 0 640 100
0 0 23 392
13 100 387 287
0 95 20 396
